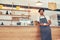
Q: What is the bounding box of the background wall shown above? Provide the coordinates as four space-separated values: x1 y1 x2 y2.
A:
0 0 60 9
0 8 60 26
0 0 60 26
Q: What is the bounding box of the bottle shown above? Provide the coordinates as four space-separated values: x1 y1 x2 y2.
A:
10 12 11 15
31 21 33 25
17 22 21 25
6 11 8 15
1 22 4 25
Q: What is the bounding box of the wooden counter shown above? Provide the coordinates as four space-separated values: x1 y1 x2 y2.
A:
0 26 40 40
51 26 60 40
0 26 60 40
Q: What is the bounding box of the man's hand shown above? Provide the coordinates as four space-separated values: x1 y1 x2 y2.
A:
40 23 49 26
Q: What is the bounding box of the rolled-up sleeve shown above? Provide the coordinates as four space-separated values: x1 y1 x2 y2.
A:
46 16 50 20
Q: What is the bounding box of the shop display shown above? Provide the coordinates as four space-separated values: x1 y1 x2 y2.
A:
0 6 31 26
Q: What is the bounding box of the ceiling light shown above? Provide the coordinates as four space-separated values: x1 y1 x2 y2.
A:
36 1 43 5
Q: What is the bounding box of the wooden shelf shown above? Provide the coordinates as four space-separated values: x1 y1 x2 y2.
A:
12 15 30 17
12 17 19 21
0 8 31 21
0 9 30 12
0 19 12 21
0 14 30 16
0 14 30 19
0 19 20 21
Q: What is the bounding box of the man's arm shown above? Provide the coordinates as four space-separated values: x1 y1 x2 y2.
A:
39 20 51 26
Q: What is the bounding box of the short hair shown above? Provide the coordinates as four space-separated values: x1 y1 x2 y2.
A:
38 8 44 12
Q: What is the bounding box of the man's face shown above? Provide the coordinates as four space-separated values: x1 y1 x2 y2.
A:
39 10 44 15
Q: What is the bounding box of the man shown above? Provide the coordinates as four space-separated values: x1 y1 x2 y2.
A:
37 8 52 40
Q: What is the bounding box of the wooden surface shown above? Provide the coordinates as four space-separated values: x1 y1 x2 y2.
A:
0 26 40 40
12 17 19 21
0 26 60 40
51 27 60 40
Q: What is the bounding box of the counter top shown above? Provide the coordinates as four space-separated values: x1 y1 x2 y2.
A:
0 25 34 27
0 25 60 28
0 25 60 40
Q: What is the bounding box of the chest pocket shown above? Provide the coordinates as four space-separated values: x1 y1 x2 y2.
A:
40 18 47 23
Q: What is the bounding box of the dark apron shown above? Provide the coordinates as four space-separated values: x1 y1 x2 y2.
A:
39 17 52 40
